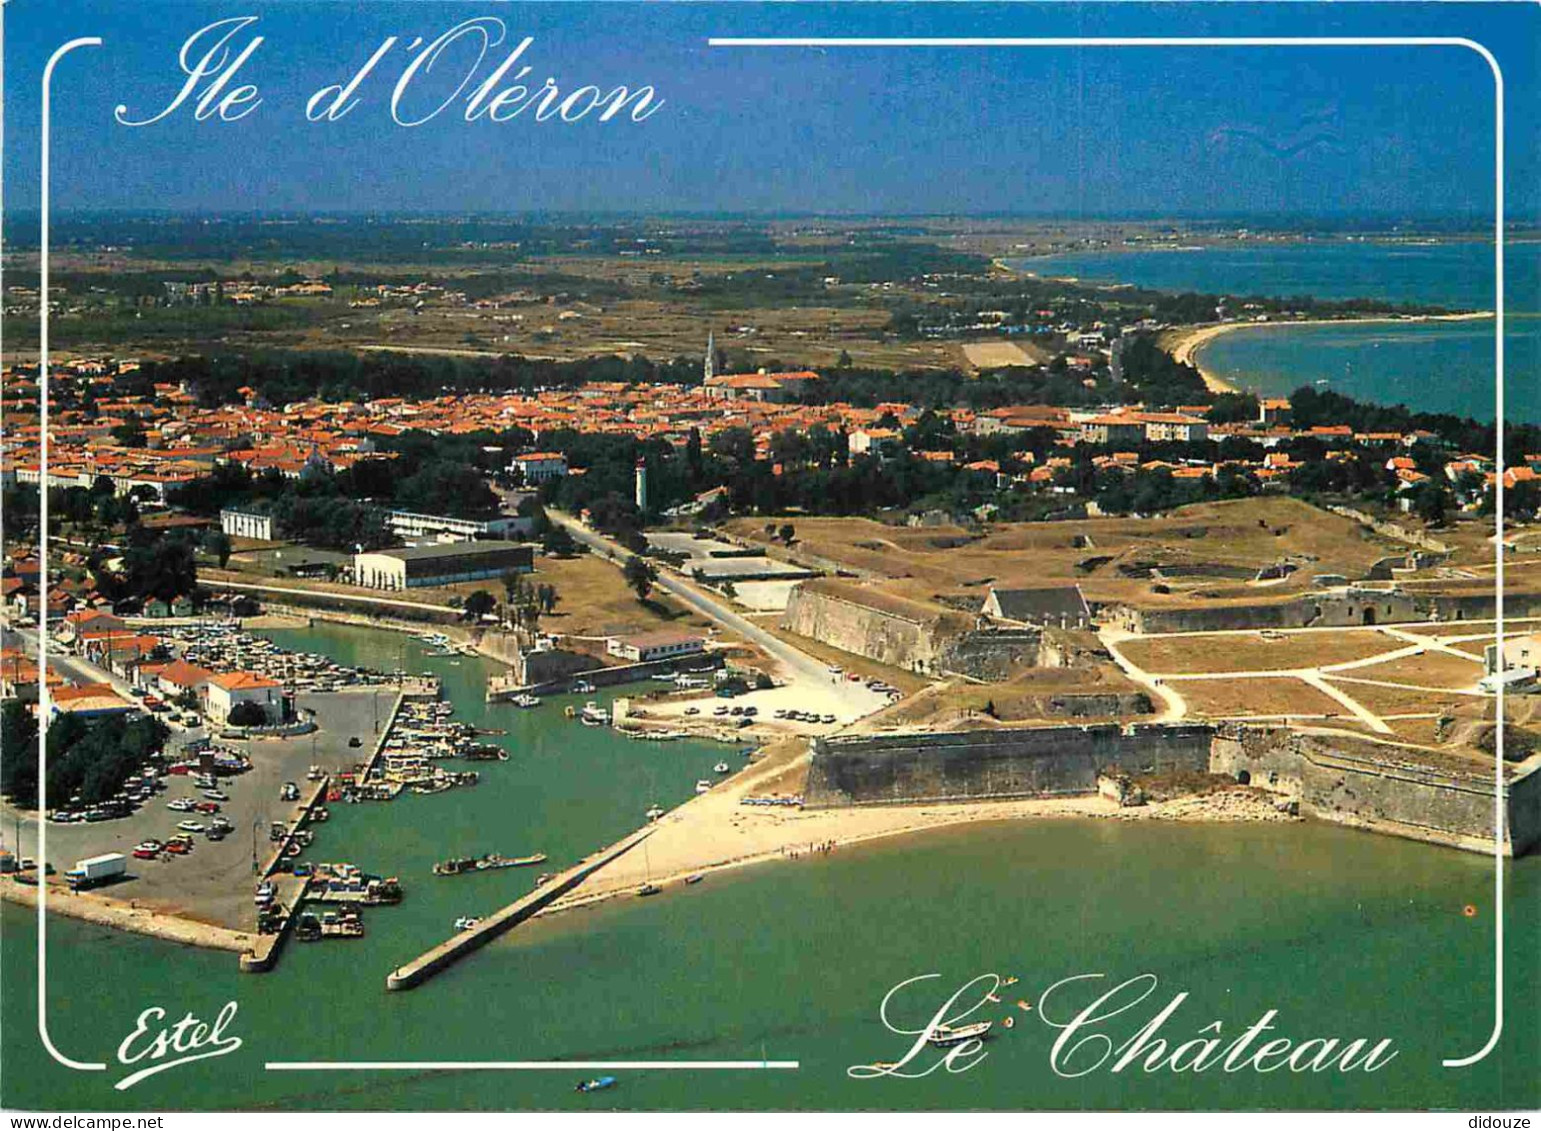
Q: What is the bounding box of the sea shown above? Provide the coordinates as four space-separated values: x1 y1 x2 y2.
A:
1 620 1535 1110
1008 241 1541 423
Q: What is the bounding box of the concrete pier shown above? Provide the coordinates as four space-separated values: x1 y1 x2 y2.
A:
386 825 654 991
238 873 309 972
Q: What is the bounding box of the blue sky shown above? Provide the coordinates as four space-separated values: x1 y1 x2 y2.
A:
3 1 1538 218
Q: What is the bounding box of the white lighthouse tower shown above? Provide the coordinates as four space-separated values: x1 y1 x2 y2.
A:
634 457 648 513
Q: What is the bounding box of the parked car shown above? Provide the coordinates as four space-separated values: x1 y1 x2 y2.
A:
176 820 205 833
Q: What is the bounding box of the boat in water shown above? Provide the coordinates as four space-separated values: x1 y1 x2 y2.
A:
645 805 665 822
434 852 548 875
575 1076 617 1093
454 916 481 931
714 761 730 774
637 882 661 897
927 1021 992 1047
694 779 712 794
579 701 610 726
571 679 596 694
513 693 541 709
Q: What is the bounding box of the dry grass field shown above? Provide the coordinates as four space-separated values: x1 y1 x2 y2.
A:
1119 630 1397 674
1346 651 1485 689
1173 676 1352 720
1319 678 1460 718
729 498 1401 613
759 623 931 696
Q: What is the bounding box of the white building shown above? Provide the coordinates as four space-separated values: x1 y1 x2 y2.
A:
508 452 568 484
354 541 533 590
385 510 531 543
203 670 283 724
220 507 275 541
606 631 706 664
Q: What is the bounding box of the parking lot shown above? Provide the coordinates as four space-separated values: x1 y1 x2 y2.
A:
2 687 396 930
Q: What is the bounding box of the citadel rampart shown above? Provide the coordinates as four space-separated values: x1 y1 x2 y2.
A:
1111 589 1541 634
1210 726 1540 856
805 723 1214 808
804 721 1538 856
782 581 1044 678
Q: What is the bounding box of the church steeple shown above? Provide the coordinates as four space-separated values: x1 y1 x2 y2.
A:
704 330 716 382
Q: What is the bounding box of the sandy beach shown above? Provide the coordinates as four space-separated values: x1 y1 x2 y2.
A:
537 747 1296 920
1161 311 1494 397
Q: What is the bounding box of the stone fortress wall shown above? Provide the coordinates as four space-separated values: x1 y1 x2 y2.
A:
805 723 1214 808
804 721 1539 856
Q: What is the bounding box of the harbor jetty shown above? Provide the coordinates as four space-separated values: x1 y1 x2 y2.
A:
487 653 724 702
385 825 655 991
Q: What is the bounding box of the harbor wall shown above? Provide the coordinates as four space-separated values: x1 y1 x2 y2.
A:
1210 726 1541 857
804 723 1214 808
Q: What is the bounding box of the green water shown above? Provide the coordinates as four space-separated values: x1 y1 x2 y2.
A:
3 622 1536 1110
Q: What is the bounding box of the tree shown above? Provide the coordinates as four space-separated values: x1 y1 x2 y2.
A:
464 590 497 621
203 529 233 569
623 555 657 603
536 583 559 614
778 523 796 545
111 420 148 448
501 569 528 606
541 525 576 557
227 701 269 727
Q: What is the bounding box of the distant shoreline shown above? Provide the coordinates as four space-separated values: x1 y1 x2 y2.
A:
1160 312 1495 398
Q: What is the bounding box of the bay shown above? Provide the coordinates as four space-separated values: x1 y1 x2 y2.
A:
1007 241 1541 423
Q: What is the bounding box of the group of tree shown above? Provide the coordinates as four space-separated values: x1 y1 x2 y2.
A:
0 703 169 813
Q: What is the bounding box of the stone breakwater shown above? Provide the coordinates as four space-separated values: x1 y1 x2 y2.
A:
0 877 255 953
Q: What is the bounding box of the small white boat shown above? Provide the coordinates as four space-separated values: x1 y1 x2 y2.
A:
645 805 665 821
694 780 712 794
513 693 541 709
579 701 609 726
928 1021 992 1047
454 916 481 931
571 679 596 694
714 762 730 774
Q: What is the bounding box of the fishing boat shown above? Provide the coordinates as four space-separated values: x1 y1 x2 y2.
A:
579 701 609 726
462 744 509 761
477 852 547 870
433 857 479 876
927 1021 992 1047
685 874 704 885
575 1076 616 1094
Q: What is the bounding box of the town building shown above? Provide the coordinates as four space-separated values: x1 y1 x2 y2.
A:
385 510 530 543
220 506 275 541
508 452 568 484
203 670 283 724
981 585 1093 628
353 541 534 590
606 631 707 664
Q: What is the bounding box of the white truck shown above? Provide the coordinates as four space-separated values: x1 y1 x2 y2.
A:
66 852 127 890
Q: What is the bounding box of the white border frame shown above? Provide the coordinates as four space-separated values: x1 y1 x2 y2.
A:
30 31 1506 1082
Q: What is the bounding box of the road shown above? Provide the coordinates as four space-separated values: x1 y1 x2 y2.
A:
549 512 886 717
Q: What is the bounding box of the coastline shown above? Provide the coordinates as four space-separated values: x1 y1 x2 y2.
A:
1161 312 1494 397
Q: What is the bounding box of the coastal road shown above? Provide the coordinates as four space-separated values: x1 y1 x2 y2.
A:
548 512 886 717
